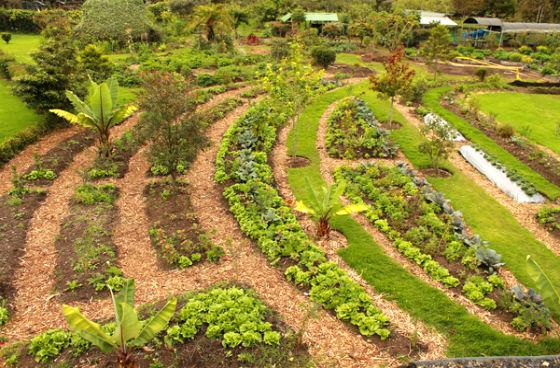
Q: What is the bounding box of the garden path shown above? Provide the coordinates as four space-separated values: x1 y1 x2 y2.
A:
0 126 81 195
4 115 139 340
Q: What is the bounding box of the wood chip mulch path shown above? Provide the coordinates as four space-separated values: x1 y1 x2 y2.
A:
2 116 139 340
395 103 560 258
0 126 80 195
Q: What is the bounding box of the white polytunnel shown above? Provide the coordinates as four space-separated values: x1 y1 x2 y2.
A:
459 145 545 204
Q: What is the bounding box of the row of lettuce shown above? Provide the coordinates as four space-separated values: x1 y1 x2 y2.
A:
215 100 392 339
1 286 289 365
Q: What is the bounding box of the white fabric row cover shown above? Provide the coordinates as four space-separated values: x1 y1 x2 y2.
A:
423 113 465 142
459 145 545 203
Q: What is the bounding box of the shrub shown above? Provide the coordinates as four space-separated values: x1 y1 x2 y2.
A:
475 68 488 82
311 46 336 69
78 44 114 82
1 32 11 44
0 9 40 33
169 0 197 15
76 0 150 44
496 124 514 138
271 38 290 61
14 23 83 115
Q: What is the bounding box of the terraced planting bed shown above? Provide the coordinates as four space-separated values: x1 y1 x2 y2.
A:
283 82 560 358
2 6 560 366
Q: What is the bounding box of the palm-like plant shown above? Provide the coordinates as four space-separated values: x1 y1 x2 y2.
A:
191 4 234 42
527 255 560 317
49 77 137 158
63 280 176 368
295 179 367 238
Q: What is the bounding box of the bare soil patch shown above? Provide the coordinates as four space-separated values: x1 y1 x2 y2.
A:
286 155 311 168
420 167 452 178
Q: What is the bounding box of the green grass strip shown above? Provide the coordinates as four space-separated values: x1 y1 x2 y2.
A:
0 79 43 143
286 82 560 356
423 87 560 200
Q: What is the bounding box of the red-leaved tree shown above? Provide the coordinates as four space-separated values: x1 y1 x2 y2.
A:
369 46 415 124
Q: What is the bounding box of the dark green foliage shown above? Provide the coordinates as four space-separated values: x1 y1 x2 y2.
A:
0 124 49 167
78 44 114 82
140 72 207 178
169 0 197 15
14 25 83 116
76 0 150 44
311 46 336 69
271 39 290 61
0 9 40 33
1 32 11 44
476 68 488 82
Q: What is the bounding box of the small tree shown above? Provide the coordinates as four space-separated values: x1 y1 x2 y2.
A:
260 40 325 162
1 33 11 44
290 7 306 33
418 116 454 172
14 23 83 116
295 179 367 238
311 46 336 69
140 72 207 179
370 45 415 124
191 4 234 43
49 77 137 158
79 44 114 82
63 279 176 368
420 24 452 81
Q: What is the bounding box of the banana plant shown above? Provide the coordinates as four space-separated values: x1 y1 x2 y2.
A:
63 279 176 368
294 178 368 239
527 255 560 318
50 77 137 158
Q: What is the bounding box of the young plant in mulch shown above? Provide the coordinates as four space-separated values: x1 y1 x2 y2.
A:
1 284 312 368
50 77 137 159
145 181 224 269
336 163 553 333
0 132 95 322
418 114 454 177
294 178 367 239
326 97 398 160
141 72 207 179
54 183 126 302
86 130 142 180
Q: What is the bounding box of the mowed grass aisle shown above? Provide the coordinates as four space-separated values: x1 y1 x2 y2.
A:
0 80 42 143
286 82 560 356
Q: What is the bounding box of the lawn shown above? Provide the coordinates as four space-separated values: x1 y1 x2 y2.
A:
0 79 43 143
474 92 560 155
286 82 560 356
0 33 41 63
